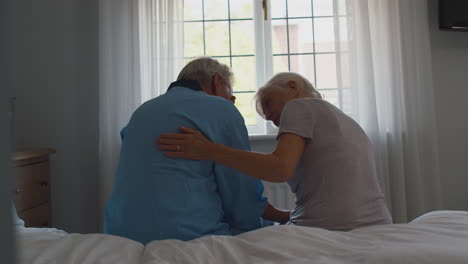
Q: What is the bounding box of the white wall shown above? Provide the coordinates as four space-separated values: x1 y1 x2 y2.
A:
13 0 100 233
428 0 468 211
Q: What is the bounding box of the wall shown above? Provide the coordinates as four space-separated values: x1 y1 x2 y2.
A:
0 88 16 263
428 0 468 211
1 0 16 261
13 0 100 233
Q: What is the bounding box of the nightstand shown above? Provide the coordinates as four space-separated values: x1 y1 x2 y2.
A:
12 148 55 228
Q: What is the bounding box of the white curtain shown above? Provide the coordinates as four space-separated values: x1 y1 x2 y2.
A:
99 0 184 227
334 0 442 223
139 0 184 101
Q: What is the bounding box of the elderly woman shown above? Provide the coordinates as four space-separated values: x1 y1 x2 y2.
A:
158 72 392 231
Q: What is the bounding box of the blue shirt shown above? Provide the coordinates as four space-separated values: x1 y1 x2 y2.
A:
104 83 267 244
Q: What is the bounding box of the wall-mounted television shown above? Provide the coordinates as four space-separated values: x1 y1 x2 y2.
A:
439 0 468 31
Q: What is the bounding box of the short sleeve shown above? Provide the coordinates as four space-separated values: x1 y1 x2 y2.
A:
278 99 316 140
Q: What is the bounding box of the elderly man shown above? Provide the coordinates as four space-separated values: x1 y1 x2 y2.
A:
104 57 288 244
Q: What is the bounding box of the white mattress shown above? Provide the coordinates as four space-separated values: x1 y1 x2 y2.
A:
16 211 468 264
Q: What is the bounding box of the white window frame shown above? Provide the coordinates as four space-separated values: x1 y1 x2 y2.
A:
183 0 339 136
249 0 284 136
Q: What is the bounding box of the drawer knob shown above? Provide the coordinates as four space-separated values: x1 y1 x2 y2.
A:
40 181 49 187
15 188 23 194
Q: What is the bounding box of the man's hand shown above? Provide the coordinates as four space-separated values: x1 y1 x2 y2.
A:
157 126 213 160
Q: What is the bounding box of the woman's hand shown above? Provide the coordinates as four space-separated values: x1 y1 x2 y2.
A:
263 202 291 224
157 126 212 160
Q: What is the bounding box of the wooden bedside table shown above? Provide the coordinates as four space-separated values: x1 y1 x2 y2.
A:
12 148 55 228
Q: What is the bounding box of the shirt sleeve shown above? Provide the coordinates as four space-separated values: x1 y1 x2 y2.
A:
278 99 316 140
214 108 268 234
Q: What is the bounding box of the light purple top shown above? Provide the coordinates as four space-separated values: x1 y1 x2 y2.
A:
278 98 392 230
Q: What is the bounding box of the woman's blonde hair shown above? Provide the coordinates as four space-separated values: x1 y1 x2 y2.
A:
255 72 321 117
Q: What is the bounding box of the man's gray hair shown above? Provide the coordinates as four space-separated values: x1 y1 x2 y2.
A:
255 72 321 116
177 57 233 88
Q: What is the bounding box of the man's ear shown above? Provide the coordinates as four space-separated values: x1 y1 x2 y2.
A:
287 80 300 96
287 80 298 90
212 74 223 95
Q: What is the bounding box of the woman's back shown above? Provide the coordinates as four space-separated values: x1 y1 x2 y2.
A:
278 98 392 230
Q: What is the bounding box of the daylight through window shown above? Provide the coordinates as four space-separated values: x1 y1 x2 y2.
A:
183 0 341 135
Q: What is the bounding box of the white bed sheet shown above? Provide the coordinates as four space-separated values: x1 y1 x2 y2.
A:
16 211 468 264
16 227 143 264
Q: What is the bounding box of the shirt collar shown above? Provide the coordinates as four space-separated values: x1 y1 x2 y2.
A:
167 80 203 92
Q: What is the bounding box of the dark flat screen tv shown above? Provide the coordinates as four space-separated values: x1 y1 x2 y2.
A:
439 0 468 31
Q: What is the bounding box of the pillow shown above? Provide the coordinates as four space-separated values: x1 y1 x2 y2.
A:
12 201 24 227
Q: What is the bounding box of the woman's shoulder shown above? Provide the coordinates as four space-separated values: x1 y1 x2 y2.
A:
285 97 331 112
280 98 325 123
283 98 350 125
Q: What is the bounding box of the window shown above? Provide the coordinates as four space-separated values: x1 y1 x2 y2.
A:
183 0 341 135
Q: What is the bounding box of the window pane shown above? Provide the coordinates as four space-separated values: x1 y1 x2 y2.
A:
271 0 286 18
232 56 256 92
184 22 204 57
204 0 228 20
320 89 339 108
231 21 255 55
230 0 253 19
271 19 288 54
205 21 230 56
184 0 203 20
288 19 313 53
315 54 337 88
314 18 335 52
313 0 333 17
290 55 315 87
288 0 311 18
184 0 340 133
273 55 289 73
234 92 257 126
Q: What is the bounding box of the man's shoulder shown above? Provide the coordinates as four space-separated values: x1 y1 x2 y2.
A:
138 90 236 111
164 89 235 107
136 90 244 127
191 94 243 119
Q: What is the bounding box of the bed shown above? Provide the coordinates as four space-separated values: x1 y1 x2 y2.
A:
16 210 468 264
